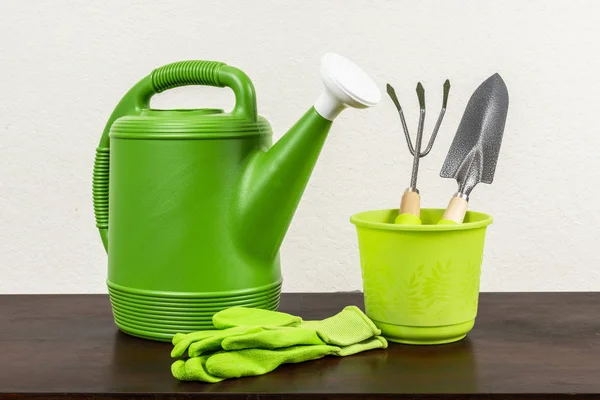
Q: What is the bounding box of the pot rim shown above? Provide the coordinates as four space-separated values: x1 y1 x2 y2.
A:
350 208 493 232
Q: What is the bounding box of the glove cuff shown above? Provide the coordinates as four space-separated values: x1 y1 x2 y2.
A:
303 306 381 346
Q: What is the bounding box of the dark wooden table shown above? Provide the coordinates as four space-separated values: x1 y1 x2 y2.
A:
1 292 599 399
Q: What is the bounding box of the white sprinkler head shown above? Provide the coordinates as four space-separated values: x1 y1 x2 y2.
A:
314 52 381 121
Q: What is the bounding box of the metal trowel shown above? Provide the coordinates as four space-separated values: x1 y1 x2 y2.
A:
438 73 509 224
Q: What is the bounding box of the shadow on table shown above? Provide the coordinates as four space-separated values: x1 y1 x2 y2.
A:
108 328 178 391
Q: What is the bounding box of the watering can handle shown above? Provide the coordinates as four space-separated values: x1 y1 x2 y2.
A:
93 60 258 252
151 61 258 119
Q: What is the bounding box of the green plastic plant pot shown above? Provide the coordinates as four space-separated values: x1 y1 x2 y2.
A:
350 208 493 345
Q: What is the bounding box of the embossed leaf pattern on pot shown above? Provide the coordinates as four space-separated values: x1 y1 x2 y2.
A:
421 261 454 318
401 264 426 316
362 258 482 326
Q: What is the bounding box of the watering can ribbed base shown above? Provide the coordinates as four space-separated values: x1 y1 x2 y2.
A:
107 280 282 342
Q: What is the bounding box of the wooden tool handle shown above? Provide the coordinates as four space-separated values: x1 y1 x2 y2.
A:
395 190 422 224
399 190 420 216
440 195 468 224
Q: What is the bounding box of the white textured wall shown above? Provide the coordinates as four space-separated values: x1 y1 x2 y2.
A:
1 0 599 293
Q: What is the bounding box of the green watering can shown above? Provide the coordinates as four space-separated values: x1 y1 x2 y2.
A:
93 53 381 341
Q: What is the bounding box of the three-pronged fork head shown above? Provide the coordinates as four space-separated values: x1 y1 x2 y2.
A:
386 80 450 189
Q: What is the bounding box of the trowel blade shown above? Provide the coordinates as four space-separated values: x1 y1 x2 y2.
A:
440 73 509 195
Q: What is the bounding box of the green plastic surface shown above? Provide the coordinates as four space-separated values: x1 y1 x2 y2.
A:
93 60 333 341
394 213 422 225
350 208 493 345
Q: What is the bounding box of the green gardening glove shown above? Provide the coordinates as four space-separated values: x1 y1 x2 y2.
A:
171 306 388 382
213 304 381 346
171 307 303 358
209 336 388 379
175 305 382 358
212 305 303 329
171 326 262 358
215 305 383 352
171 325 325 358
172 337 388 382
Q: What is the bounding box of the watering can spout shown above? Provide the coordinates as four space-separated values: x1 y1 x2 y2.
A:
236 53 381 259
